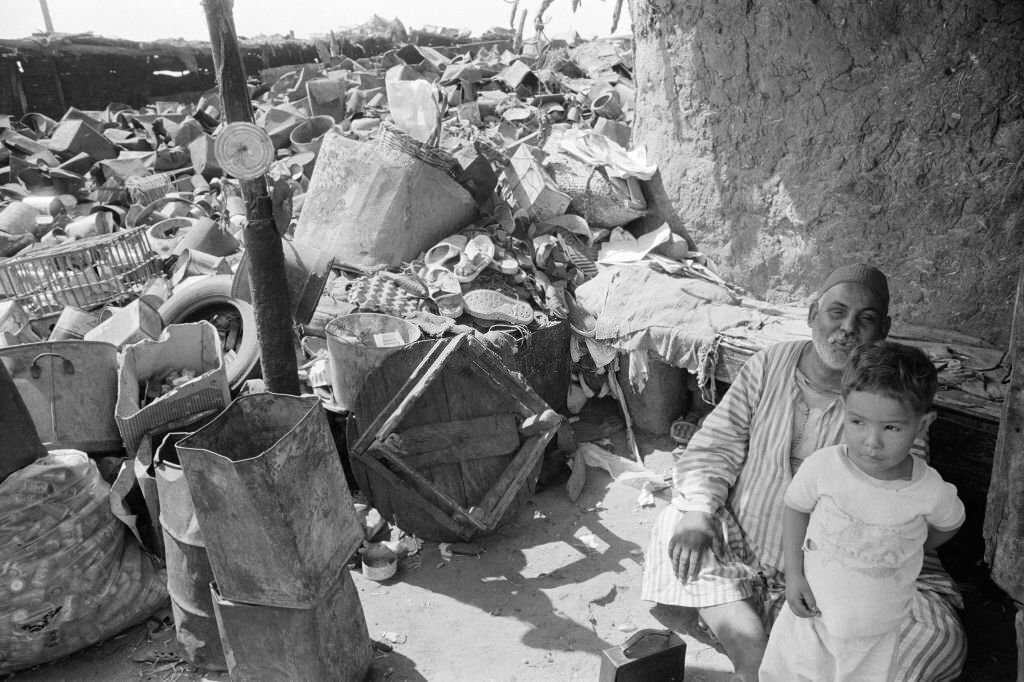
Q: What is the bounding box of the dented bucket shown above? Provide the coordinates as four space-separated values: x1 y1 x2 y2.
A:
155 432 226 672
175 393 363 608
210 571 373 682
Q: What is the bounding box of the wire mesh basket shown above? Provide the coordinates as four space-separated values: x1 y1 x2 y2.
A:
0 227 160 317
125 172 195 205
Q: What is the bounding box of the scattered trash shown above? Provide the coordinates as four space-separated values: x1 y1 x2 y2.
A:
362 542 399 582
576 442 670 492
449 541 485 557
573 525 610 554
372 640 395 653
566 447 587 501
637 480 659 508
381 631 408 646
381 530 424 558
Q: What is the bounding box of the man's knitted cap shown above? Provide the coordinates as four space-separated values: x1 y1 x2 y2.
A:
818 263 890 309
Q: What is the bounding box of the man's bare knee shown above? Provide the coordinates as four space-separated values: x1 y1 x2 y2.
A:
699 600 767 681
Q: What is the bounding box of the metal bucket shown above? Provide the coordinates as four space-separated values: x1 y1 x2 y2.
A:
0 340 121 452
49 305 102 341
324 313 422 412
210 571 373 682
175 393 364 607
65 211 114 240
289 115 334 155
155 432 227 671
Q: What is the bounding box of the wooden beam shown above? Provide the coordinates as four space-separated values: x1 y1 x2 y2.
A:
201 0 298 395
350 336 467 457
371 440 486 533
983 264 1024 682
352 451 474 541
469 430 554 529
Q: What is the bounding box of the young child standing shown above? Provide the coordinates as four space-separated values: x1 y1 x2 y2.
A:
759 341 965 682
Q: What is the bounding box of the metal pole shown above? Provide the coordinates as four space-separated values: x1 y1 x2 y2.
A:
201 0 300 395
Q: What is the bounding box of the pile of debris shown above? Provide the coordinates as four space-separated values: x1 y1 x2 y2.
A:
0 33 696 411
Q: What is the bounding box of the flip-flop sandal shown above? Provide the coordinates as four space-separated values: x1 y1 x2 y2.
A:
462 288 535 325
424 234 468 271
491 246 521 275
435 292 464 318
532 235 558 268
454 234 496 283
420 266 462 297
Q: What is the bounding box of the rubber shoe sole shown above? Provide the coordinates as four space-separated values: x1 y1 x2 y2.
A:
462 289 534 325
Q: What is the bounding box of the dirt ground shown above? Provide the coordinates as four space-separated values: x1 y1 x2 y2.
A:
6 403 1020 681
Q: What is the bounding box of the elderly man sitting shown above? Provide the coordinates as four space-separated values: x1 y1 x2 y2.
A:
642 264 965 681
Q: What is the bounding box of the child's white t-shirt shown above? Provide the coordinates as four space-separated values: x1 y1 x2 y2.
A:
785 445 965 638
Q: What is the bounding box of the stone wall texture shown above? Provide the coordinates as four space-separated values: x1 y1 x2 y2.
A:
629 0 1024 343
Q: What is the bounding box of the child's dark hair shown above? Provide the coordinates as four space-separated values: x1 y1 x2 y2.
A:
841 341 938 414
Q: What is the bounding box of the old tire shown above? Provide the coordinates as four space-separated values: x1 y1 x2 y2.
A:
157 275 260 392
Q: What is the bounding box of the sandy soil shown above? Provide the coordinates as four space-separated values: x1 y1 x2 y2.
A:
6 413 1018 681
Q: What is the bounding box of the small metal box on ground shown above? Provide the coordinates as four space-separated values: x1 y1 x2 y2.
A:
599 629 686 682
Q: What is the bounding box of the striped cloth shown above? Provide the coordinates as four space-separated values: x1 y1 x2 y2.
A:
641 340 966 681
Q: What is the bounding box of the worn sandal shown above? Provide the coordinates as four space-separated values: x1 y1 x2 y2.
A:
453 234 495 283
670 417 700 446
424 234 468 271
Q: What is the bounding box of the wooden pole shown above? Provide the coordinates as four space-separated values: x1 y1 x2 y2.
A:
984 264 1024 682
513 9 528 54
38 0 54 34
201 0 299 395
0 362 47 482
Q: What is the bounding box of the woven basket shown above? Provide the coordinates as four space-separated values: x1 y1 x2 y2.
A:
547 154 647 229
376 124 461 180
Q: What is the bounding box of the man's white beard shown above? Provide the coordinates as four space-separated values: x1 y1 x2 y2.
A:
812 331 856 370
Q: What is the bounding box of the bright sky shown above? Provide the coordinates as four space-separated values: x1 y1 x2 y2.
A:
1 0 631 42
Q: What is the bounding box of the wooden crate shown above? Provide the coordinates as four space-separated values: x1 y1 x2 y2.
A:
346 334 562 541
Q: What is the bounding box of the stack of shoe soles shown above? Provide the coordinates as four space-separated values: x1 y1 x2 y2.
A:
345 270 428 318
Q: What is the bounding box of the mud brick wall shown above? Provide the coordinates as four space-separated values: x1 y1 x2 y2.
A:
630 0 1024 344
0 38 319 117
0 33 476 121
